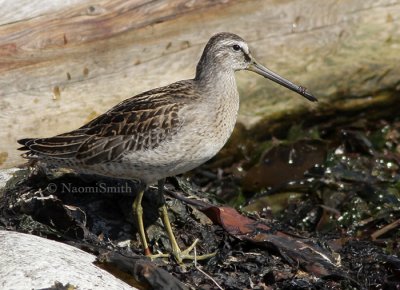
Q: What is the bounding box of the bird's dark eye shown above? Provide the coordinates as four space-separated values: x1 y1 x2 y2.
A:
232 44 241 51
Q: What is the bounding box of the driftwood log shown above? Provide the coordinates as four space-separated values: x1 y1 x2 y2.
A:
1 0 400 168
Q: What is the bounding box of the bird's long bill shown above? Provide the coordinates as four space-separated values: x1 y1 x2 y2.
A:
247 61 317 102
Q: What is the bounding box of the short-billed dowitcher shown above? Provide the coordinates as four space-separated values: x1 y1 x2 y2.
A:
18 32 317 262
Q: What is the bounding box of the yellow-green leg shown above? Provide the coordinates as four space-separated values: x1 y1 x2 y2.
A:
132 188 151 256
133 180 216 262
156 202 216 263
152 179 216 263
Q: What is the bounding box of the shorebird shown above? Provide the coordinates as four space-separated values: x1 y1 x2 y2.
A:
18 32 317 262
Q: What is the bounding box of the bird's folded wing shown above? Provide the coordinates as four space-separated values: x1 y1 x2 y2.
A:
18 81 197 165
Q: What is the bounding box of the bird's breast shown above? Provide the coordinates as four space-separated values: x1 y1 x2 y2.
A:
178 90 240 163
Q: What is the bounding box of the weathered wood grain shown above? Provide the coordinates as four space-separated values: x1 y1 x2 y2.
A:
1 0 400 167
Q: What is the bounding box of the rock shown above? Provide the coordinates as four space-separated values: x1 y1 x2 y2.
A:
0 168 19 194
0 230 136 290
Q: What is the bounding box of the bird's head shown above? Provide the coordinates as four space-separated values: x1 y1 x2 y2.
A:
196 32 317 102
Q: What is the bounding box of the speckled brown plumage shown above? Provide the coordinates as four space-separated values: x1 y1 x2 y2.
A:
19 81 198 167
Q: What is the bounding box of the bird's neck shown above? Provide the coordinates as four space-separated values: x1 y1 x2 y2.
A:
193 63 240 146
194 64 238 102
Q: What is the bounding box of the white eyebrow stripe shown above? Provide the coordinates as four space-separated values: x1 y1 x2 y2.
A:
222 40 249 52
241 43 250 54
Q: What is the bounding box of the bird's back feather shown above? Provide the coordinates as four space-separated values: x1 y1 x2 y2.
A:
18 80 199 165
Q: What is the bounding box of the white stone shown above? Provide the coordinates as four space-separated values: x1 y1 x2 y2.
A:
0 231 136 290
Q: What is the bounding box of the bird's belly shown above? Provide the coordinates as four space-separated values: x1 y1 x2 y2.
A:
113 128 227 184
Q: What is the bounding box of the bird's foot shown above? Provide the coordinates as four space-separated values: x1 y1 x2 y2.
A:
149 238 216 263
171 238 217 263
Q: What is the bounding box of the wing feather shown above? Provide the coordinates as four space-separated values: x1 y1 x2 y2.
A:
18 80 197 165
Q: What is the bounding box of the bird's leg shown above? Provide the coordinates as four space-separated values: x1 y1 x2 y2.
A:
156 179 181 255
132 183 151 256
153 179 216 263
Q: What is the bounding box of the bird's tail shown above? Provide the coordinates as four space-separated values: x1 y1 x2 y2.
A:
17 131 89 159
